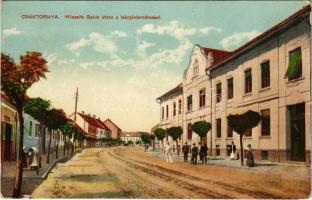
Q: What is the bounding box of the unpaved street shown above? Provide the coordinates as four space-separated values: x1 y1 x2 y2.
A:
31 147 310 198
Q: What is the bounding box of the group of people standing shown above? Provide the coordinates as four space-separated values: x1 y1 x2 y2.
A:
182 142 208 164
163 141 254 167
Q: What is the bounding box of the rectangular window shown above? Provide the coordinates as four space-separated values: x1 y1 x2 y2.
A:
199 89 206 108
216 118 221 138
261 151 268 160
28 121 33 137
166 105 169 119
227 120 233 138
187 95 192 111
173 102 176 116
227 78 233 99
245 128 252 137
285 47 302 81
178 99 182 114
261 61 270 88
162 107 164 121
35 124 39 137
245 69 252 93
216 82 222 103
216 145 220 156
261 109 270 136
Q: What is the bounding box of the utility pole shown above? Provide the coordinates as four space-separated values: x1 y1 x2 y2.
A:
74 87 79 124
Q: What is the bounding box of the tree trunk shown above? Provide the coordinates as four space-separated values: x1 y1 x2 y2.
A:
12 107 24 198
63 136 66 156
67 138 70 155
55 131 59 159
176 140 180 156
71 139 75 155
46 129 52 164
239 134 244 166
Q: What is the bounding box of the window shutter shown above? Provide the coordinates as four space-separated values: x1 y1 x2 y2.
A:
285 49 302 79
29 121 33 137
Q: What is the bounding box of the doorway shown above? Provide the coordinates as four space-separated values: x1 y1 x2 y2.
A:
288 103 305 162
4 124 12 161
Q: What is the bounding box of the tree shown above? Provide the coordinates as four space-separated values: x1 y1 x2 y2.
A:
154 128 166 150
140 132 151 151
42 108 67 163
227 110 261 166
149 135 155 151
127 140 134 146
24 97 50 167
192 121 211 142
1 52 48 197
166 126 183 156
60 123 75 156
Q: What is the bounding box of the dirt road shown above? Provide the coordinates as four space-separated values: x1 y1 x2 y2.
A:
31 147 311 198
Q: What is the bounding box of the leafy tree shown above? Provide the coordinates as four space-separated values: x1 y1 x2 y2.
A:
43 108 67 163
192 121 211 142
149 135 155 151
135 140 142 145
60 123 75 156
227 110 261 166
1 52 48 198
166 126 183 156
140 132 151 151
154 128 166 150
127 140 134 146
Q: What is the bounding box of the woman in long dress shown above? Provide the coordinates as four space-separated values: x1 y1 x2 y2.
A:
246 144 255 167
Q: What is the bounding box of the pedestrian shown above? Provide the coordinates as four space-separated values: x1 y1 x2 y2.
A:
198 142 202 162
199 143 208 164
21 147 28 168
165 141 173 163
182 142 189 162
230 141 236 160
191 143 198 164
246 144 255 167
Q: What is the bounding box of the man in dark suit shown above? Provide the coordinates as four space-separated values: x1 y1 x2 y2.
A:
182 142 189 162
191 143 198 164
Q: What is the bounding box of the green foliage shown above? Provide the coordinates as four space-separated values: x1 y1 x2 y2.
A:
60 123 75 138
149 134 155 141
135 140 142 145
140 132 151 144
127 140 134 145
154 128 166 142
43 108 67 130
166 126 183 141
227 110 261 135
192 121 211 140
24 97 50 122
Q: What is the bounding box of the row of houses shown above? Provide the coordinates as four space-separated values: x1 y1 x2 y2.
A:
1 92 122 162
155 5 311 164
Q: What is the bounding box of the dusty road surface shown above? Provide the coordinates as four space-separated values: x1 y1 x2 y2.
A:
31 147 310 198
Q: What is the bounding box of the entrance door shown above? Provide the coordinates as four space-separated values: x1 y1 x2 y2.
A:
288 103 305 162
4 124 12 161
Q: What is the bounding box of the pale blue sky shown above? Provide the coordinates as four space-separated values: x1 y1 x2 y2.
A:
1 1 305 131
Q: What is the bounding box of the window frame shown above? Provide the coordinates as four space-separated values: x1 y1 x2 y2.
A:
261 109 270 136
244 69 252 94
227 77 233 99
216 118 221 138
216 82 222 103
199 88 206 108
261 60 270 88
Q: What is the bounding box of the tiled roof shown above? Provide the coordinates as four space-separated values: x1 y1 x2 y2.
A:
74 122 96 139
156 82 183 101
208 5 311 72
78 112 105 129
202 48 232 64
104 118 122 131
95 118 112 131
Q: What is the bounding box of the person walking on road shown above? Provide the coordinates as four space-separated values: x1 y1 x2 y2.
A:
191 143 198 164
246 144 255 167
199 143 208 164
165 141 173 163
182 142 189 162
230 141 237 160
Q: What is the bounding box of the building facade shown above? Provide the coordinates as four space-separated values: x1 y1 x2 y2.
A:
155 5 311 164
103 118 122 139
156 83 183 147
120 132 142 144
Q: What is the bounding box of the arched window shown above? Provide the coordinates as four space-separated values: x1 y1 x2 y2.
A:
187 123 192 140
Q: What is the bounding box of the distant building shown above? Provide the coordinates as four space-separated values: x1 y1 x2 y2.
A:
103 118 122 139
120 132 141 143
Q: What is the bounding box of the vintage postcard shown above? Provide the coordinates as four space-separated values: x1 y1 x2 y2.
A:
1 0 311 199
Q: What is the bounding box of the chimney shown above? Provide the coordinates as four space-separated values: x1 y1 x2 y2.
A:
82 111 84 114
93 115 96 118
88 113 90 116
98 117 100 120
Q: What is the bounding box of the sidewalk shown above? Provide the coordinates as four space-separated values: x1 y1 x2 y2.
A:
147 149 310 181
1 150 77 198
